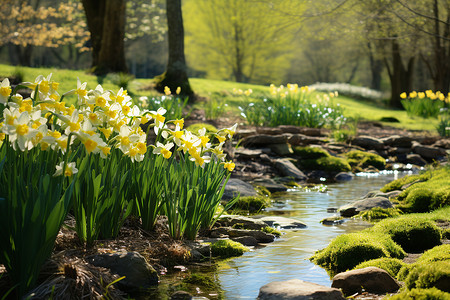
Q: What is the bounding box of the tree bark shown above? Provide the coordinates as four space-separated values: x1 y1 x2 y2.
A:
368 43 383 90
81 0 128 75
155 0 194 100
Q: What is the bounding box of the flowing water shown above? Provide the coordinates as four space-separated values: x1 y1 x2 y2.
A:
152 171 411 299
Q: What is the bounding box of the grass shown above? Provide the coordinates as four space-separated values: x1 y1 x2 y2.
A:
0 64 439 131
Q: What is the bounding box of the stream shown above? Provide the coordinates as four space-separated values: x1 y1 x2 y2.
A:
152 170 411 299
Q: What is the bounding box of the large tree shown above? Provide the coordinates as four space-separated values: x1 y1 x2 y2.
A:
81 0 128 75
154 0 193 99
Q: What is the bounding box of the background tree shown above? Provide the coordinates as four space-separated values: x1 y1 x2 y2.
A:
81 0 128 75
154 0 193 98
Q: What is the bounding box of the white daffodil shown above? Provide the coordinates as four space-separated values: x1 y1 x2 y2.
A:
54 161 78 177
0 78 12 104
115 124 140 153
153 141 174 159
3 111 37 151
150 107 166 134
75 78 88 105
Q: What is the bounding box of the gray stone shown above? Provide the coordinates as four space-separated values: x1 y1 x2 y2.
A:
381 135 413 148
269 143 293 155
274 159 307 181
363 190 402 200
222 178 257 200
351 135 385 150
339 197 393 217
432 138 450 149
211 227 275 243
218 215 268 230
256 127 284 135
258 279 345 300
87 251 159 293
334 172 354 182
257 216 307 229
242 134 290 146
184 241 211 261
412 142 447 159
278 125 325 136
288 134 325 146
171 291 193 300
331 267 400 296
321 217 345 225
231 236 259 247
406 154 427 166
235 148 267 158
252 178 288 193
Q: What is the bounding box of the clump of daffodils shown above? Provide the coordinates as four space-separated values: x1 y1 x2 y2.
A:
400 90 450 103
0 75 236 174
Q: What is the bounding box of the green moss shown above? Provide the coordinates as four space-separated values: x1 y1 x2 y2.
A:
211 239 248 258
310 232 405 275
343 150 386 170
183 273 218 289
230 196 271 213
293 146 330 159
386 288 450 300
442 229 450 240
186 123 218 135
354 258 406 278
381 173 429 193
262 226 281 237
255 186 271 197
417 245 450 264
404 261 450 292
371 217 442 253
356 207 402 222
299 156 351 173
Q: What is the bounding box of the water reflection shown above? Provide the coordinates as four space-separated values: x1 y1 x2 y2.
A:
218 172 403 299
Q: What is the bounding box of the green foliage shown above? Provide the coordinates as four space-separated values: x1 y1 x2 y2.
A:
443 229 450 240
293 146 330 159
436 112 450 137
0 147 74 297
106 72 135 89
370 217 442 253
183 273 218 290
401 92 445 118
72 150 132 247
163 154 237 240
229 196 271 214
310 232 405 275
356 207 402 222
211 239 248 258
381 173 430 193
239 87 346 128
404 261 450 292
139 94 189 121
354 258 406 278
205 96 228 119
186 123 218 136
386 288 450 300
255 186 271 197
262 226 282 237
417 245 450 264
344 150 386 170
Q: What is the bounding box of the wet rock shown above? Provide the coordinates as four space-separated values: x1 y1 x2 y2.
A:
252 178 288 193
381 135 413 148
242 134 290 147
274 159 308 181
269 143 293 155
235 148 269 159
222 178 257 200
351 135 385 150
210 227 275 243
87 251 159 293
231 236 259 247
171 291 193 300
388 147 411 155
256 216 307 229
412 142 447 160
406 154 427 166
288 134 325 146
218 215 268 230
339 197 393 217
334 172 354 182
258 279 345 300
331 267 400 296
363 190 401 200
256 127 284 135
184 241 211 260
321 216 345 225
432 138 450 149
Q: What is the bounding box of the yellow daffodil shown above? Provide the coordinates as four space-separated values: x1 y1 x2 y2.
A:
223 161 235 172
153 141 174 159
0 78 12 104
400 92 407 99
164 86 171 95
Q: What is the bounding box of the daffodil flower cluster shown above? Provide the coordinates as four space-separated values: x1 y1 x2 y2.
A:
400 90 450 103
0 75 237 175
400 89 449 119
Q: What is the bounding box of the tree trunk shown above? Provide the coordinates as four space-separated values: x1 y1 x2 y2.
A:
155 0 194 100
385 40 415 108
368 43 383 90
81 0 128 75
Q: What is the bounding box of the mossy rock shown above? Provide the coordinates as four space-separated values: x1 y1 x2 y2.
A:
211 239 248 258
262 226 282 237
356 207 402 222
310 232 405 275
230 196 271 213
299 156 351 173
442 229 450 240
255 186 271 197
417 245 450 264
371 217 442 253
344 150 386 170
393 168 450 213
186 123 218 135
381 173 430 193
404 261 450 292
183 273 218 290
293 146 330 159
386 287 450 300
354 258 406 278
